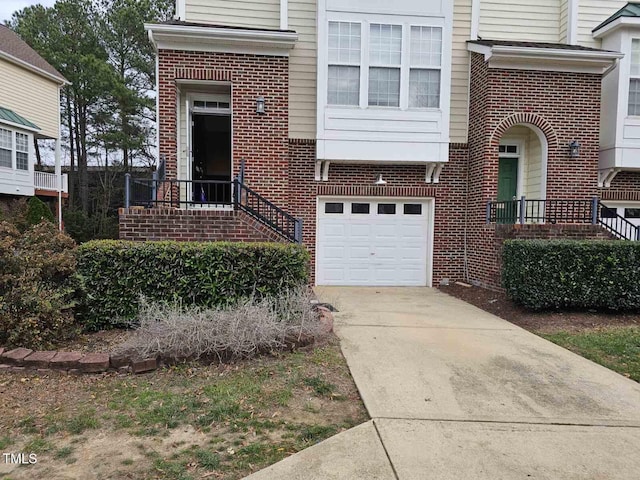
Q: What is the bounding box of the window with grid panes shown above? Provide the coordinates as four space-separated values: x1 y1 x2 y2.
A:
328 21 361 106
15 132 29 170
0 128 11 168
629 39 640 116
368 24 402 107
409 26 442 108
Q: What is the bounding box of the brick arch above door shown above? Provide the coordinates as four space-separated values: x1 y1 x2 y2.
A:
489 113 559 150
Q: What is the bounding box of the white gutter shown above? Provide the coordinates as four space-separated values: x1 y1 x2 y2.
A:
144 23 298 47
0 117 40 134
469 43 624 62
0 50 69 86
594 17 640 39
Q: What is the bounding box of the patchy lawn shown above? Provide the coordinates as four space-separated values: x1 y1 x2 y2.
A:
441 284 640 383
540 328 640 382
0 338 367 480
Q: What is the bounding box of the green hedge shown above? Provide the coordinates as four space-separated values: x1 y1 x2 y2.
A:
76 240 310 329
502 240 640 311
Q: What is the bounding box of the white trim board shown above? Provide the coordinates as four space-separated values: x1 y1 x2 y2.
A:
145 23 298 56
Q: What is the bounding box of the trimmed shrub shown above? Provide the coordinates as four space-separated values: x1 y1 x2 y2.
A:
76 240 310 330
0 221 79 349
26 196 54 226
502 239 640 311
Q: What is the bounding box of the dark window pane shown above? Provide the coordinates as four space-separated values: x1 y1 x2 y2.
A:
325 202 344 214
625 208 640 219
351 203 370 214
498 145 506 153
378 203 396 214
506 145 517 153
404 204 422 215
601 207 618 218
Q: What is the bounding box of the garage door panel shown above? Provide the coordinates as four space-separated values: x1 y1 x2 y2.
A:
317 198 432 286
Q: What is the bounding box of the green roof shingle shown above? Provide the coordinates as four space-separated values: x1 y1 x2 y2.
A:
594 2 640 33
0 106 40 131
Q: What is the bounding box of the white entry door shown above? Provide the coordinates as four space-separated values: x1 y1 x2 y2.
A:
316 198 433 286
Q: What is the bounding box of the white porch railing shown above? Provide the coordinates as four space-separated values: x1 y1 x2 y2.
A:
34 171 68 193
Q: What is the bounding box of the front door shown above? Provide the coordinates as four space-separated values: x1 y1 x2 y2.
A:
497 157 518 223
191 113 232 205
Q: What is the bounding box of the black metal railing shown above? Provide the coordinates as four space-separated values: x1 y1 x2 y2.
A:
124 174 302 243
597 203 640 241
486 197 640 241
235 181 302 243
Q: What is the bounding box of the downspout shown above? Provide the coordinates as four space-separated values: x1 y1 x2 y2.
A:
471 0 481 41
56 85 63 231
567 0 578 45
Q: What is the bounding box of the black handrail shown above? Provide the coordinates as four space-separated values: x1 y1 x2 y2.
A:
124 175 302 243
485 197 640 241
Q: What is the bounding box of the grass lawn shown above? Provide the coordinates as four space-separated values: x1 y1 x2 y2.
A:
541 327 640 383
0 339 367 480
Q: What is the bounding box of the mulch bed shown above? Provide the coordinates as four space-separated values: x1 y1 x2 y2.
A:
440 284 640 333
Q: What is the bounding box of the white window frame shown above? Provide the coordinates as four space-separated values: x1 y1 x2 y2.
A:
408 26 442 109
327 21 362 106
629 38 640 116
325 19 444 111
368 23 403 108
0 126 32 172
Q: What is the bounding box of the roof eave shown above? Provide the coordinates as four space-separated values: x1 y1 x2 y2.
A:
468 43 623 74
0 117 41 134
593 17 640 39
0 50 69 86
144 23 298 55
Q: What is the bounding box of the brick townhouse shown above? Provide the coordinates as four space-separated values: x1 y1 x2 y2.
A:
120 0 640 288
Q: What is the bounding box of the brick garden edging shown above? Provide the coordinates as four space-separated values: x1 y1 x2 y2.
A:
0 309 335 375
0 347 158 375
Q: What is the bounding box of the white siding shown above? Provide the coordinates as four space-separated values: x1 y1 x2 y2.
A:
289 0 317 139
577 0 626 49
0 58 60 139
185 0 280 29
451 0 472 143
479 0 562 43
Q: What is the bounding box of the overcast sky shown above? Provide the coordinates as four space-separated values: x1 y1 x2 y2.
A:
0 0 57 24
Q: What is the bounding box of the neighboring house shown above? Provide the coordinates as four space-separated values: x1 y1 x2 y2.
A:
0 25 69 225
124 0 640 288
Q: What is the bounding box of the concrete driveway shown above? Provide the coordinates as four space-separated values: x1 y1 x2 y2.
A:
246 287 640 479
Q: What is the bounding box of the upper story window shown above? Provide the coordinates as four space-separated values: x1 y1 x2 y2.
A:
409 26 442 108
369 24 402 107
0 127 29 171
328 21 361 106
629 39 640 116
327 21 443 110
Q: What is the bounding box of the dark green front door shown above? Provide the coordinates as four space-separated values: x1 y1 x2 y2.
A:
497 157 518 223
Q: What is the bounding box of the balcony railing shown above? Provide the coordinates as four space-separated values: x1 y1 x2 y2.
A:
486 197 640 241
124 175 302 243
34 171 68 193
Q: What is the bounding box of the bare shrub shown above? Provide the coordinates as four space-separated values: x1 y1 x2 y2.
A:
113 288 327 362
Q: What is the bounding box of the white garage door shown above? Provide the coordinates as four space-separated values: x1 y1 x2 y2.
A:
316 198 433 286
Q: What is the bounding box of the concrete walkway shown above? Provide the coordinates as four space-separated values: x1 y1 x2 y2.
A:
246 287 640 479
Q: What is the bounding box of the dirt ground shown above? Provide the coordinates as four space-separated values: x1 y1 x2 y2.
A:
0 337 367 480
440 284 640 333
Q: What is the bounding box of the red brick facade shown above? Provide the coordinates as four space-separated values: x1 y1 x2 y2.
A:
601 171 640 202
119 208 286 243
158 50 290 204
120 47 625 289
465 52 603 287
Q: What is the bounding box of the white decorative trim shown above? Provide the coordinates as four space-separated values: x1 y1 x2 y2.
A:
467 42 623 74
280 0 288 30
594 17 640 39
144 23 297 56
314 160 330 181
0 117 40 134
470 0 481 41
0 50 68 85
567 0 578 45
599 168 621 188
424 162 444 183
